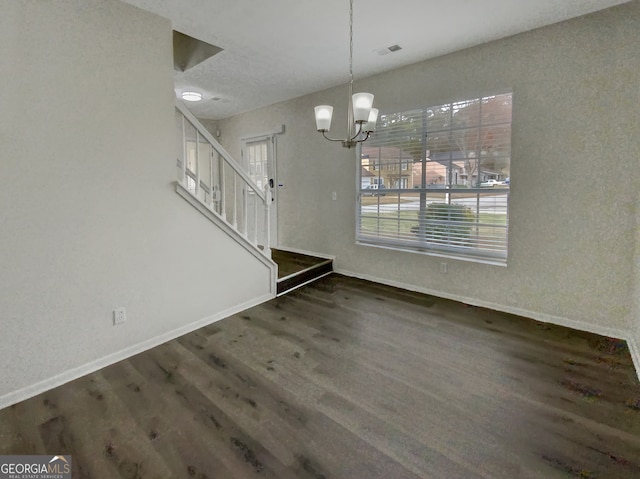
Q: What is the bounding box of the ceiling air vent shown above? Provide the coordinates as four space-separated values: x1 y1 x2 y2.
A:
376 44 402 56
173 30 223 72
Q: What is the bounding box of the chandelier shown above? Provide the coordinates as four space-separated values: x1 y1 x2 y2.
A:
314 0 378 148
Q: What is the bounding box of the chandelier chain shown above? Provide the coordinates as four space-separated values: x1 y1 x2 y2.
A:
349 0 353 84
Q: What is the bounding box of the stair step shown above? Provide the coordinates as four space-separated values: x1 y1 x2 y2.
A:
276 259 333 296
271 249 333 296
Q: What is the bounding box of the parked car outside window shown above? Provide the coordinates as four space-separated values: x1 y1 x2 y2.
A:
480 179 502 187
364 184 386 196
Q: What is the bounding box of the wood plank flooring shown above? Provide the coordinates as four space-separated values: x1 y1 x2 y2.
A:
1 274 639 478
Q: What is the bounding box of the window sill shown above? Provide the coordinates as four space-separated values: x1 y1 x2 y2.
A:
356 238 508 267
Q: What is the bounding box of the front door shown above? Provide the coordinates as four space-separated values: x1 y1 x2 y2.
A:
242 135 277 247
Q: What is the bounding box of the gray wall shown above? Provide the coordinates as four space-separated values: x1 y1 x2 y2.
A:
218 2 640 374
0 0 272 406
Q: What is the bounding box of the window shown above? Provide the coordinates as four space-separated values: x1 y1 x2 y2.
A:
245 139 269 190
357 93 512 264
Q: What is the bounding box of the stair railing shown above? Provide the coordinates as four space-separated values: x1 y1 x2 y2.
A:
175 101 271 258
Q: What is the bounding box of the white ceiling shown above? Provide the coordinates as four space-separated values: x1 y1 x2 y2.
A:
122 0 629 120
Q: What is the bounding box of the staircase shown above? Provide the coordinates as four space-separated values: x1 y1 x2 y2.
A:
174 101 277 293
272 249 333 295
174 102 333 298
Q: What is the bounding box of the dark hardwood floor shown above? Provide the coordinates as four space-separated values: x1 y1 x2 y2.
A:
1 274 639 478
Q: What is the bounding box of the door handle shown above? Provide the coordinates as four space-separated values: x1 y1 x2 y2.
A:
269 178 274 188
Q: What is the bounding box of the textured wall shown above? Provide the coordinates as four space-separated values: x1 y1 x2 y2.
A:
219 2 640 372
0 0 272 406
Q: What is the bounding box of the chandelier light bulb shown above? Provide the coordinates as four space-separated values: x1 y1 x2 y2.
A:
352 93 374 122
364 108 379 132
314 105 334 131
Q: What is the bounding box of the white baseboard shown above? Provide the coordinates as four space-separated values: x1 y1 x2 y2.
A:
335 268 640 382
274 245 335 260
0 293 274 411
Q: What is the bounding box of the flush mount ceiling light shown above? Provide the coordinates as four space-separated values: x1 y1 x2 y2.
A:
314 0 378 149
181 91 202 102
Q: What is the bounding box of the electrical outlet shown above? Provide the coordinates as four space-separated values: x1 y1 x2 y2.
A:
332 191 337 201
113 307 126 325
439 262 448 274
